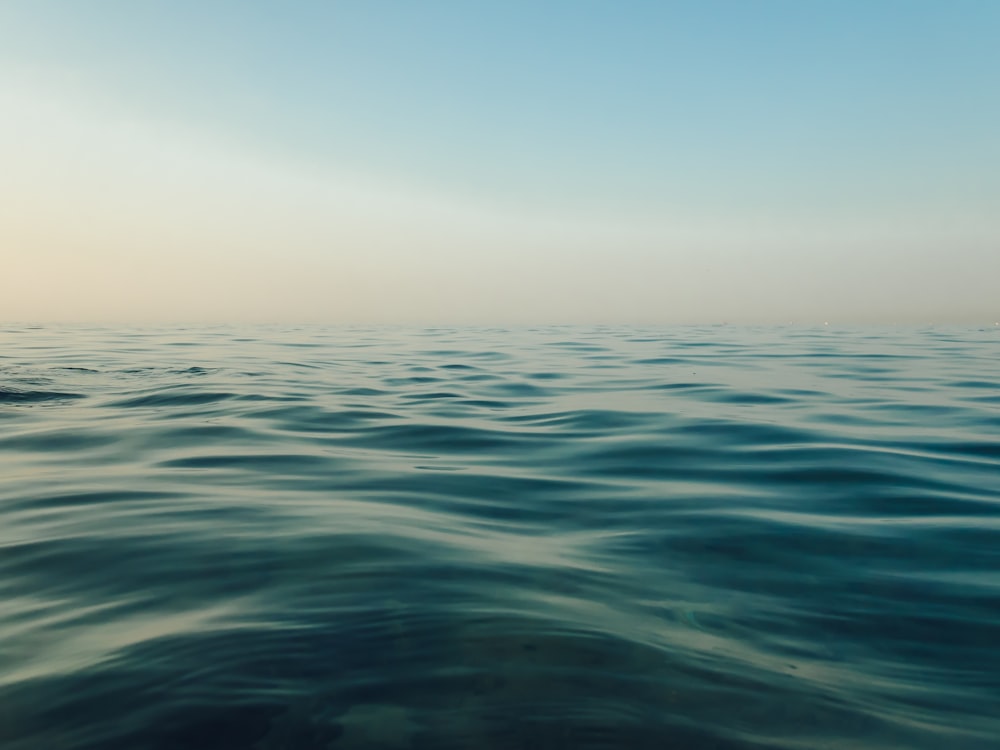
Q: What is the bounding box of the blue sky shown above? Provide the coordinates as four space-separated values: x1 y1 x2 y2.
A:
1 1 997 323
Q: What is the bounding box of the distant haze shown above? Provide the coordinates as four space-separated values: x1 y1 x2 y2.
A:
2 1 998 324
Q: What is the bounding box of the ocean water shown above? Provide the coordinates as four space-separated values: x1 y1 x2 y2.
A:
1 324 998 750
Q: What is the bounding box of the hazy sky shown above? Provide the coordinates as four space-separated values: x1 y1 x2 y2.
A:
2 1 997 324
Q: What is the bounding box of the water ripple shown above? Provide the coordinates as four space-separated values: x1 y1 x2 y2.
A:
1 324 998 749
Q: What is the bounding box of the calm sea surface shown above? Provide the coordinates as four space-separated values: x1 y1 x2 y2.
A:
1 324 998 750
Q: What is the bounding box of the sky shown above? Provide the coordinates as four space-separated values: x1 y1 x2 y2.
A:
1 1 997 324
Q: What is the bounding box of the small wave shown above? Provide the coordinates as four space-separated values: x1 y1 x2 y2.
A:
0 386 84 404
157 452 336 472
110 388 239 408
350 421 524 454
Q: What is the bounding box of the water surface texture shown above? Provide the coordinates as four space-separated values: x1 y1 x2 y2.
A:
2 325 998 749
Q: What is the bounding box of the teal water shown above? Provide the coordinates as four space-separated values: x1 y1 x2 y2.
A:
1 324 998 749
